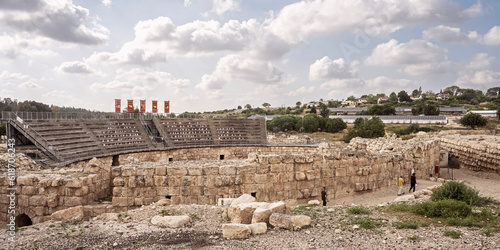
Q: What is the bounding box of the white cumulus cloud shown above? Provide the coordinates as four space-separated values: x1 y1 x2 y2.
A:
207 0 240 16
0 0 109 45
56 61 96 74
481 26 500 45
309 57 358 80
365 39 452 76
423 25 478 44
196 54 283 92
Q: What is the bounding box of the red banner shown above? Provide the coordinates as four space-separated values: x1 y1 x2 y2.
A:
152 100 158 113
164 101 170 114
115 99 121 113
127 100 134 113
140 100 146 113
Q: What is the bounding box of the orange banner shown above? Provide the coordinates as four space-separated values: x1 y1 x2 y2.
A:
115 99 121 113
164 101 170 114
152 100 158 113
127 100 134 113
140 100 146 113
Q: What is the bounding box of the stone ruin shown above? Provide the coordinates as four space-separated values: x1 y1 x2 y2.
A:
0 136 443 228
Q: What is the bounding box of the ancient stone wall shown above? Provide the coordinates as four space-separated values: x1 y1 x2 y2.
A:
440 134 500 171
120 146 319 163
0 158 112 225
111 139 440 209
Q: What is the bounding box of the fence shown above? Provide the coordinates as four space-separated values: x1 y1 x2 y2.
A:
0 111 246 121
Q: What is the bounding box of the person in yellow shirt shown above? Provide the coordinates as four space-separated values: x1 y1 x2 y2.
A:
397 175 405 196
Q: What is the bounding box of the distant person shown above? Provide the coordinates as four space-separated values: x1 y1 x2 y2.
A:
398 175 405 196
409 173 417 193
321 187 328 206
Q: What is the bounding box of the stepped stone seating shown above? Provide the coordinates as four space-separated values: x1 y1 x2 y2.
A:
84 119 152 154
24 120 101 161
156 118 266 147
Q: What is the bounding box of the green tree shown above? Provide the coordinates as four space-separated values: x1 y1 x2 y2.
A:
398 91 412 102
325 118 347 133
459 113 488 129
344 117 385 142
296 113 320 132
318 103 330 118
262 102 271 108
309 106 317 114
389 92 398 104
267 115 301 132
245 104 252 109
363 104 395 115
497 106 500 119
443 85 461 96
237 105 242 110
296 101 302 107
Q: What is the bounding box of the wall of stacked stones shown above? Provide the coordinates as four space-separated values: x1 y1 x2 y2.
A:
0 157 113 226
440 135 500 171
111 140 440 209
120 146 319 163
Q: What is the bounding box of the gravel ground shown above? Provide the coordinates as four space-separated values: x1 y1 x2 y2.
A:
2 168 500 250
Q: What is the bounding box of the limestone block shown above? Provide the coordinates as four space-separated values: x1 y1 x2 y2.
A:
251 201 286 224
269 213 292 229
51 206 84 221
155 167 167 176
215 176 234 187
256 165 269 174
134 198 144 206
122 167 136 177
203 166 219 175
113 178 125 187
218 198 235 207
47 194 58 208
74 186 89 197
249 222 267 235
64 197 83 207
421 189 433 196
291 215 311 228
308 200 320 205
112 197 129 207
150 215 191 228
222 223 251 239
413 190 426 199
95 212 119 221
231 194 256 206
22 186 37 195
254 174 268 183
220 166 236 175
394 194 415 203
295 172 306 181
156 198 172 206
17 176 33 186
29 195 47 206
229 202 267 224
65 179 83 188
187 168 202 176
168 168 188 176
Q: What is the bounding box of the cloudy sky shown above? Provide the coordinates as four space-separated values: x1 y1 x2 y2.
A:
0 0 499 113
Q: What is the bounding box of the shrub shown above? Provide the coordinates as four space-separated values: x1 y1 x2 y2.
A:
344 116 385 142
412 200 471 218
347 206 371 215
443 229 462 239
351 217 385 229
392 220 419 229
325 118 347 133
459 113 488 129
431 181 486 206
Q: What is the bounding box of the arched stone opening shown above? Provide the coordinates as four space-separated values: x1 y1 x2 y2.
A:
15 214 32 227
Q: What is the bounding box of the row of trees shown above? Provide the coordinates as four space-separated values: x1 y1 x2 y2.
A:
266 114 346 133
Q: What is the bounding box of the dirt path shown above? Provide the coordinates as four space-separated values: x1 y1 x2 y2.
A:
329 168 500 206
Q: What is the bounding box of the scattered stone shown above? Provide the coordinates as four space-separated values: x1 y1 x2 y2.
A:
150 215 191 228
156 198 172 206
222 224 251 239
51 206 84 222
308 200 320 205
248 223 267 235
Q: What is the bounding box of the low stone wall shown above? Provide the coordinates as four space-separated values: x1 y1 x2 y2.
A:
440 134 500 171
0 158 112 225
120 146 319 163
111 139 440 209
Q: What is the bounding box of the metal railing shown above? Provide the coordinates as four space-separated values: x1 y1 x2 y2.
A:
0 111 247 121
9 116 60 161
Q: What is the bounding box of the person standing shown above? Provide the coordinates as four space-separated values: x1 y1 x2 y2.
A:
398 175 405 196
409 173 417 193
321 187 328 206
